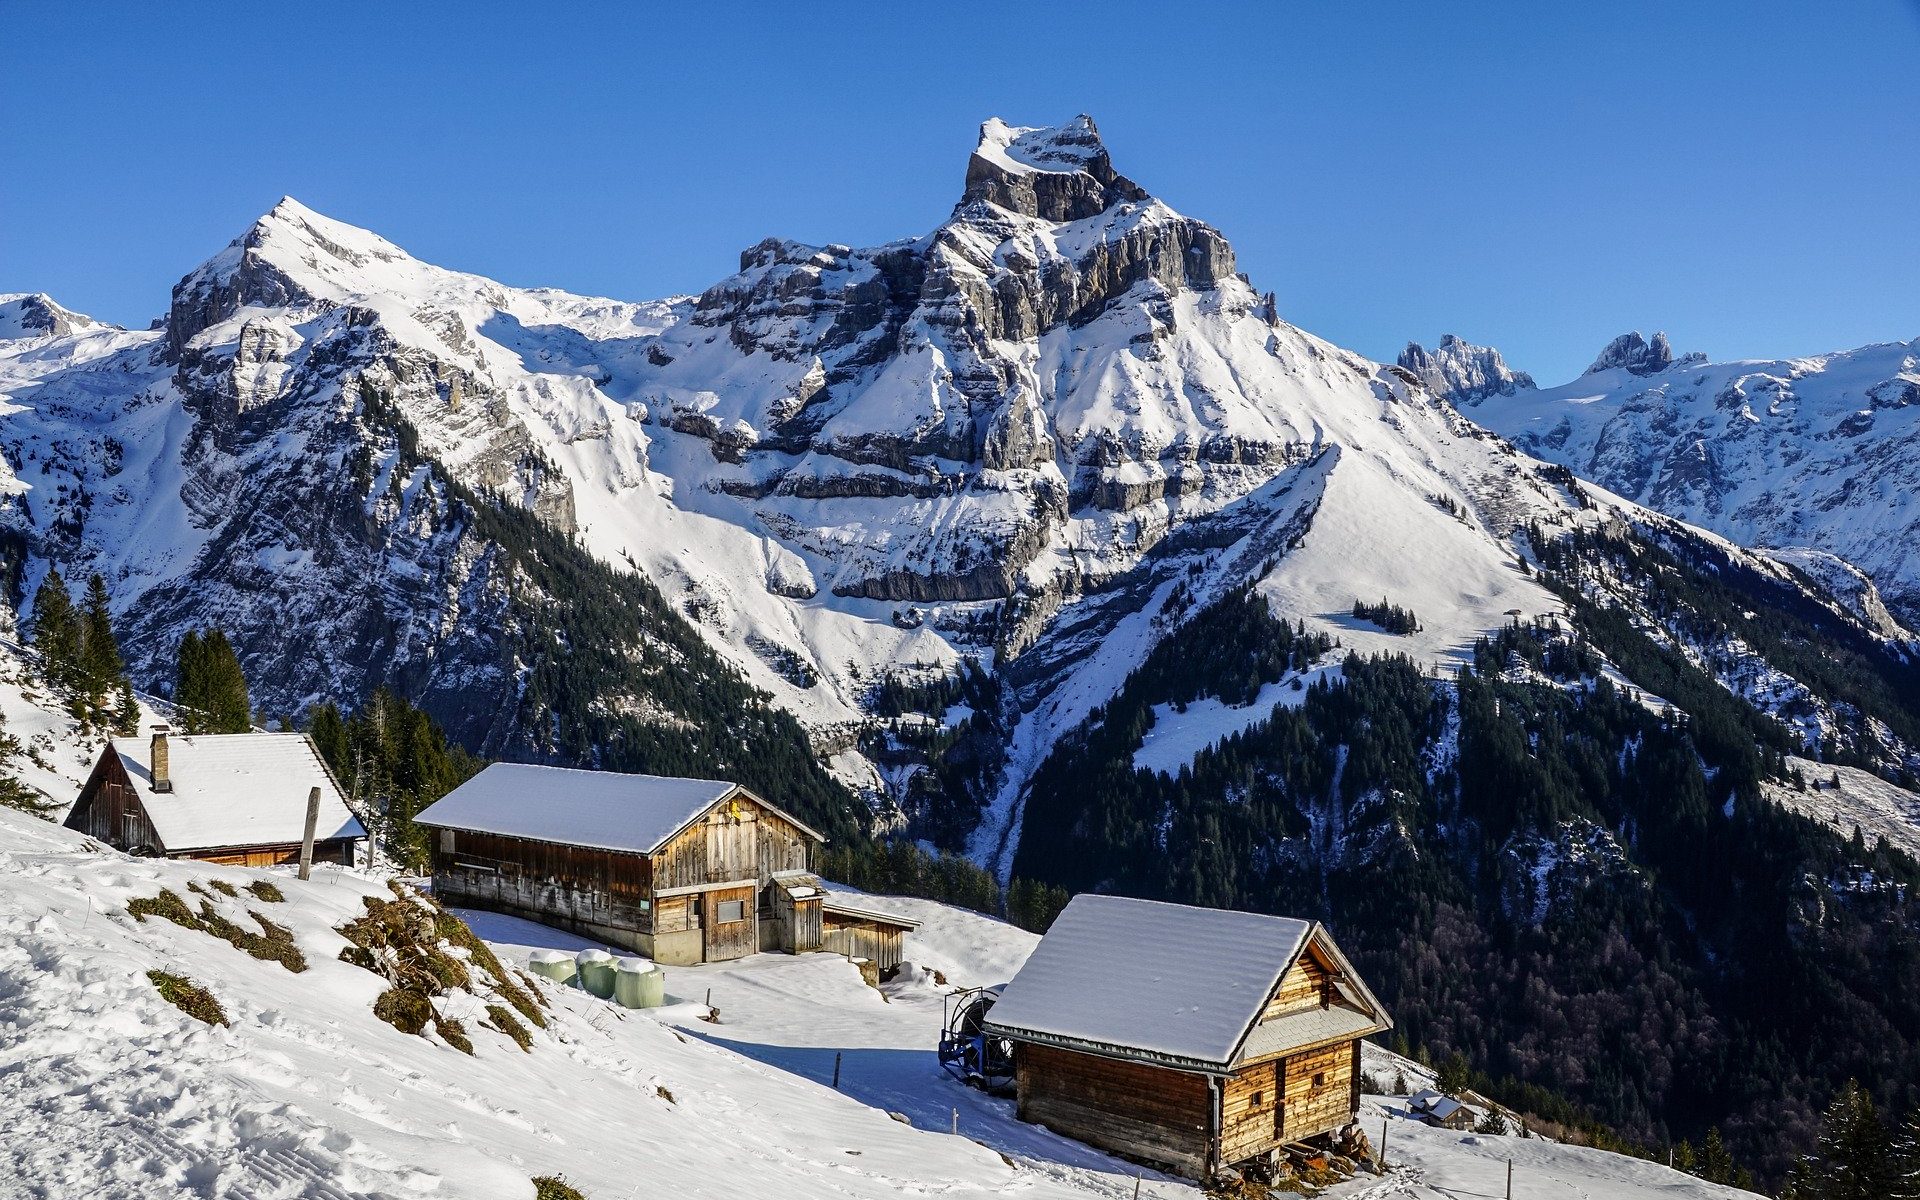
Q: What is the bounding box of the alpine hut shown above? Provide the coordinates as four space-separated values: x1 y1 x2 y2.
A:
414 763 914 968
65 727 365 867
982 894 1391 1179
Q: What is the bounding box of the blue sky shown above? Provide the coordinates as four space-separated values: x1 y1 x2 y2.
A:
4 1 1916 382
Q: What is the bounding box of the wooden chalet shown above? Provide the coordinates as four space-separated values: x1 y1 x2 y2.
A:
414 763 917 967
65 727 365 866
983 895 1391 1179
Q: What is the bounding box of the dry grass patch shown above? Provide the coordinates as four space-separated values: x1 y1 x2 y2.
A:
127 888 308 973
147 970 227 1027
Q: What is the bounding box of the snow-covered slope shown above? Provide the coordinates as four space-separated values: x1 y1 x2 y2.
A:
1455 331 1920 625
0 800 1762 1199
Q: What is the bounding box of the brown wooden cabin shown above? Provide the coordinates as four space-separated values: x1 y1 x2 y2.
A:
415 763 915 968
64 727 364 866
983 895 1391 1180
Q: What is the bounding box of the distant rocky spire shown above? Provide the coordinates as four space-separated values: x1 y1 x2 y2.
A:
1585 331 1681 376
1397 334 1535 405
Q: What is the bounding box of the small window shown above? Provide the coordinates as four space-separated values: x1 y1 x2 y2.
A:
440 830 455 853
1312 1071 1326 1087
716 899 746 923
1250 1090 1263 1107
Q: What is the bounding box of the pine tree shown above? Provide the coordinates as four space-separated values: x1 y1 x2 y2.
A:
0 706 49 814
1436 1051 1472 1098
1890 1109 1920 1200
30 568 79 690
175 629 251 734
77 574 124 715
174 629 206 732
1785 1081 1899 1200
1698 1127 1736 1185
112 678 140 737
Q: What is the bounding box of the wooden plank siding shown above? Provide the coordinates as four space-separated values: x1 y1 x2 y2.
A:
700 884 758 961
1259 951 1329 1023
1014 1043 1214 1177
66 750 162 854
433 827 656 944
1220 1059 1279 1162
820 913 908 971
1278 1041 1355 1142
652 798 814 891
193 841 355 867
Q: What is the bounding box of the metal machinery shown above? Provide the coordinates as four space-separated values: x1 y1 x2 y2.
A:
938 984 1014 1093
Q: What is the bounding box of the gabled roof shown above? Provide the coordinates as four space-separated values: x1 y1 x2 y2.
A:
412 763 825 856
985 894 1389 1074
106 733 364 853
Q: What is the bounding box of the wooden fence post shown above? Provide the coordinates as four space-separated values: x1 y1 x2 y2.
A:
298 786 321 880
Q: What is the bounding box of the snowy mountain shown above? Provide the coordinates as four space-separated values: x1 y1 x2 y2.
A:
1452 330 1920 626
6 115 1918 1187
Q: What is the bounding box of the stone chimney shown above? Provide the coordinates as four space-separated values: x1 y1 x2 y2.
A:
151 725 172 794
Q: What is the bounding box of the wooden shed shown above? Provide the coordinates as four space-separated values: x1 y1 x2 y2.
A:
983 895 1390 1179
819 896 920 973
64 727 364 866
414 763 826 966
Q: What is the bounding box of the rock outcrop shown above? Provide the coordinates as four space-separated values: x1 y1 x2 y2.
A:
1398 334 1536 405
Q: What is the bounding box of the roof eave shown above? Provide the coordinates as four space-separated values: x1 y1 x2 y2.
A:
983 1025 1232 1076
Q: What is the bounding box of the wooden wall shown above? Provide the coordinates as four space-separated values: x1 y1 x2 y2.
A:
433 827 655 935
1220 1059 1279 1162
652 792 814 891
191 840 355 868
1277 1040 1355 1142
65 750 161 854
1260 951 1329 1022
1014 1043 1213 1177
820 912 908 971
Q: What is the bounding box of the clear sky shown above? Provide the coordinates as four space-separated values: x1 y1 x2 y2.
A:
5 1 1916 382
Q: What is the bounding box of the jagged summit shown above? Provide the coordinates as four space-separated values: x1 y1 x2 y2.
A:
0 293 106 340
1398 333 1535 405
1584 330 1703 376
963 115 1149 222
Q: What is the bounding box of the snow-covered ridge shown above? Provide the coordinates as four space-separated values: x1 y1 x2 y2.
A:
1464 333 1920 623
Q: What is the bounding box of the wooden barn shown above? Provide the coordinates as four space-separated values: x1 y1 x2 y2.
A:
64 727 365 866
415 763 915 968
983 895 1391 1179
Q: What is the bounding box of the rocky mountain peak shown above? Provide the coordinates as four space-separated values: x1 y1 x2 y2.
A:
1397 333 1536 405
1586 330 1682 376
962 115 1150 222
0 293 106 340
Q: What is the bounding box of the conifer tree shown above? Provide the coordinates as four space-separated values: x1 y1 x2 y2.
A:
175 629 251 734
1783 1081 1898 1200
30 568 79 690
77 574 125 712
1436 1051 1472 1098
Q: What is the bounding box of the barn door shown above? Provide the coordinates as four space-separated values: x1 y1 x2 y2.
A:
700 886 757 961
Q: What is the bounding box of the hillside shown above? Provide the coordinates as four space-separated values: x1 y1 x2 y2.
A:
0 798 1762 1200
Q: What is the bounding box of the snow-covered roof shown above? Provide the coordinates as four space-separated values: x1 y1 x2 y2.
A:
821 897 920 929
413 763 823 855
108 733 363 853
984 895 1315 1071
